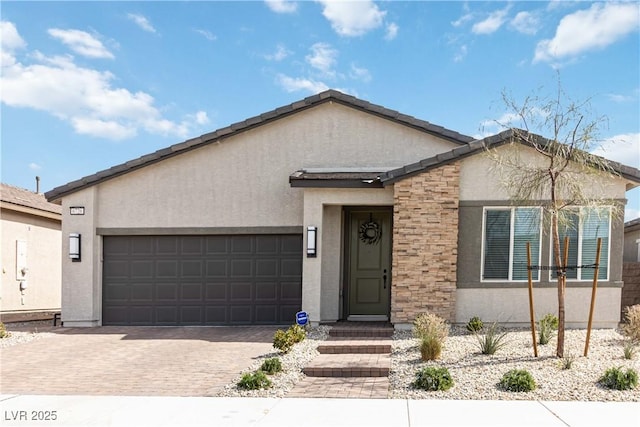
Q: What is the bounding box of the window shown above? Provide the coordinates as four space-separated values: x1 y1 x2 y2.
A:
482 207 542 281
551 207 610 281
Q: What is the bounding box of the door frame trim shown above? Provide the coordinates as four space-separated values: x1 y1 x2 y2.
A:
341 206 393 320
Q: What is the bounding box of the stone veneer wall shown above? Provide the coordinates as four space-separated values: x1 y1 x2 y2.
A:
391 162 460 324
622 263 640 320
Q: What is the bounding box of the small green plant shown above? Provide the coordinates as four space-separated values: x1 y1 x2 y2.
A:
260 357 283 375
273 324 307 353
499 369 536 392
0 322 10 339
559 354 575 370
598 367 638 391
621 304 640 343
273 329 294 353
475 322 509 355
287 324 306 343
413 312 449 361
420 336 442 361
623 340 636 360
237 370 272 390
466 316 484 333
412 366 454 391
538 313 559 345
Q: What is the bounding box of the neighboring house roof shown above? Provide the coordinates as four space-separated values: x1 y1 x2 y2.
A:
45 90 474 202
379 129 640 186
1 183 62 220
626 218 640 233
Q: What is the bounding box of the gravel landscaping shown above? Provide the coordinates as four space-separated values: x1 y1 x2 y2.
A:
391 327 640 402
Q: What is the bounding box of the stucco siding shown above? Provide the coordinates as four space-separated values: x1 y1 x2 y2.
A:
93 103 457 230
0 210 61 314
456 287 621 328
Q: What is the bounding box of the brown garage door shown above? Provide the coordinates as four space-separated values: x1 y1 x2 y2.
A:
102 235 302 325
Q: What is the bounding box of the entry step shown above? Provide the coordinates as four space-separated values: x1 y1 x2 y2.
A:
317 339 392 354
303 354 391 377
328 326 393 338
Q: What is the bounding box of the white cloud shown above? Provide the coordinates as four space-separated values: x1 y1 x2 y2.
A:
591 133 640 168
534 3 640 63
193 111 209 125
317 0 386 37
0 22 203 141
453 44 468 63
306 42 338 76
194 29 216 41
48 28 114 59
264 44 292 61
1 21 26 51
472 6 510 34
127 13 156 33
385 22 398 40
349 63 371 83
509 11 540 35
265 0 298 14
606 93 634 103
276 74 329 94
29 162 41 171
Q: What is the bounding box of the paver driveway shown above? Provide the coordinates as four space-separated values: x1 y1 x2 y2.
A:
0 326 279 396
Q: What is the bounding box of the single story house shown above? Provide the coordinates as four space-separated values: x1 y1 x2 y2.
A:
1 182 62 322
45 90 640 328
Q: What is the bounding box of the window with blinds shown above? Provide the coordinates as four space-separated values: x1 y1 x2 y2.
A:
551 207 610 281
482 207 542 281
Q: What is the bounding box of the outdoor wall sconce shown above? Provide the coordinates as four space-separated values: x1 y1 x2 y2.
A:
307 226 317 258
69 233 81 262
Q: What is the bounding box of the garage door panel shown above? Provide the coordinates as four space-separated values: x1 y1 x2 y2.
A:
130 306 154 325
256 259 278 277
131 237 153 255
206 260 227 277
255 305 278 323
131 284 153 302
156 260 178 278
230 306 252 323
256 282 277 300
181 260 203 277
181 283 203 301
103 235 302 325
231 236 253 254
157 283 179 301
205 283 227 301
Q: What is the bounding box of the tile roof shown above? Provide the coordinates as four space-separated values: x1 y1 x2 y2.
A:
1 183 62 216
289 170 385 188
379 129 640 186
45 90 474 201
625 218 640 231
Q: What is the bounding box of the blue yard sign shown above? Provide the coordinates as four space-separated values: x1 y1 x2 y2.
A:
296 311 309 326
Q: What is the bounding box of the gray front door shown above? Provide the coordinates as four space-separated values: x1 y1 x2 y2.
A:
347 209 392 317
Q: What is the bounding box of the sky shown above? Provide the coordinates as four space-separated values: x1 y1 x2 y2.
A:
1 1 639 220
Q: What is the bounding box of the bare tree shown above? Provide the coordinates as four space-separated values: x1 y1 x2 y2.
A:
486 77 622 357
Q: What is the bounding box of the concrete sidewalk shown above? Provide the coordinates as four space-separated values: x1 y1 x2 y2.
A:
1 395 638 427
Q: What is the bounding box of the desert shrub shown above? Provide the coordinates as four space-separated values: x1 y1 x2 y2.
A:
273 324 306 353
623 340 636 360
621 304 640 342
0 322 10 339
538 313 559 345
475 322 509 355
413 313 449 361
273 329 294 353
260 357 282 375
466 316 484 333
237 371 272 390
412 366 454 391
499 369 536 392
559 354 575 370
598 367 638 391
287 324 306 343
420 336 442 361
